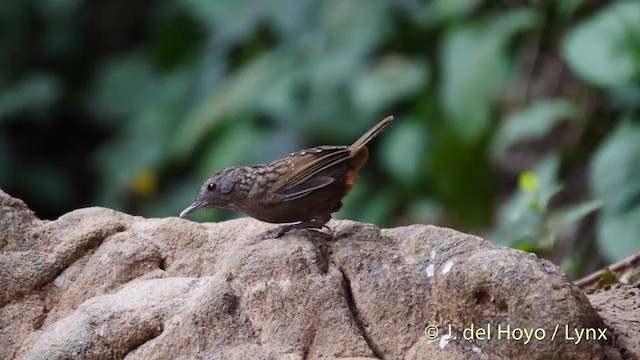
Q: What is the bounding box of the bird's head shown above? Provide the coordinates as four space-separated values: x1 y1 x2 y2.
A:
179 168 237 218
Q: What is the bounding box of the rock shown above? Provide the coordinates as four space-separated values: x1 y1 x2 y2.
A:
588 285 640 359
0 189 631 359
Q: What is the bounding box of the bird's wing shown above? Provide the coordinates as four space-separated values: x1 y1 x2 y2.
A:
281 176 334 201
267 146 350 195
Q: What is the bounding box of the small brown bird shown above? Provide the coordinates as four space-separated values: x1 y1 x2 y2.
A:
180 115 394 237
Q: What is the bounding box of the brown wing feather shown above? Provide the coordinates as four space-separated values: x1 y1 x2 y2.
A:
282 176 334 201
266 115 394 196
267 147 350 194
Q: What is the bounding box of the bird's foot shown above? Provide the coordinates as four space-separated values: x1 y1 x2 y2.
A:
262 216 331 239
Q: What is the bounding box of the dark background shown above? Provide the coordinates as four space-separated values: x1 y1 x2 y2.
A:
1 0 639 278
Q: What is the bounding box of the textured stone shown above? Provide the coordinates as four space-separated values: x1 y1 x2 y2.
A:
0 189 630 359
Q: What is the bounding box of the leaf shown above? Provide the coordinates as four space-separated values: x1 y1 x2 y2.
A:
596 267 619 290
352 56 429 114
559 200 603 225
590 120 640 261
196 120 262 180
562 1 640 87
492 154 562 246
407 199 443 224
597 204 640 262
440 9 537 143
493 98 577 153
171 51 296 159
430 130 495 227
416 0 483 24
90 53 158 121
356 190 399 227
304 0 389 102
265 0 314 38
519 171 538 193
0 73 62 121
553 0 594 18
181 0 265 42
378 117 429 186
590 120 640 214
547 199 603 242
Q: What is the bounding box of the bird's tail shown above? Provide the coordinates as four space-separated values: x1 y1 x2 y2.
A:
350 116 394 149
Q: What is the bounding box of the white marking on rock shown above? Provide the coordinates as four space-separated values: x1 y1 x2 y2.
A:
430 250 436 259
441 260 454 274
54 275 64 287
426 264 435 277
472 345 481 353
439 334 450 349
100 253 110 264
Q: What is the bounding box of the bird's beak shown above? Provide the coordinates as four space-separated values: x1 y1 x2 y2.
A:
180 201 204 218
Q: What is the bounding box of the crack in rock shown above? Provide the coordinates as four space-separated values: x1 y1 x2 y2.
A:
339 268 384 360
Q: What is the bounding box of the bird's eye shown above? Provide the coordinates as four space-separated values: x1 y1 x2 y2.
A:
207 183 217 192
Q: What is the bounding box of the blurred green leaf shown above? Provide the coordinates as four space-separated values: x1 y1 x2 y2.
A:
519 171 538 192
407 198 443 225
590 120 640 261
415 0 483 25
493 98 578 153
182 0 264 42
554 0 594 18
563 1 640 87
493 154 562 246
91 54 158 121
315 0 388 58
511 239 538 253
301 0 389 125
596 267 619 289
17 163 73 211
379 117 429 186
265 0 314 39
94 66 192 209
196 119 263 180
559 200 603 225
590 120 640 214
142 177 200 219
353 56 429 114
430 130 495 227
0 73 62 121
597 206 640 262
440 9 537 143
610 85 640 109
172 50 296 159
336 177 372 221
149 5 205 70
546 200 603 244
356 190 399 227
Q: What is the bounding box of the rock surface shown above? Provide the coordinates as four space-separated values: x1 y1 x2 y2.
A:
0 189 634 359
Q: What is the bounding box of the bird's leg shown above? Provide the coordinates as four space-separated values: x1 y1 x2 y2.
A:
268 213 331 238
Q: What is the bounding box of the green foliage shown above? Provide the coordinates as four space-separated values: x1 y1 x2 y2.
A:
0 74 62 121
440 9 537 143
353 57 429 115
590 120 640 261
563 1 640 88
493 154 602 259
492 98 578 154
2 0 640 275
